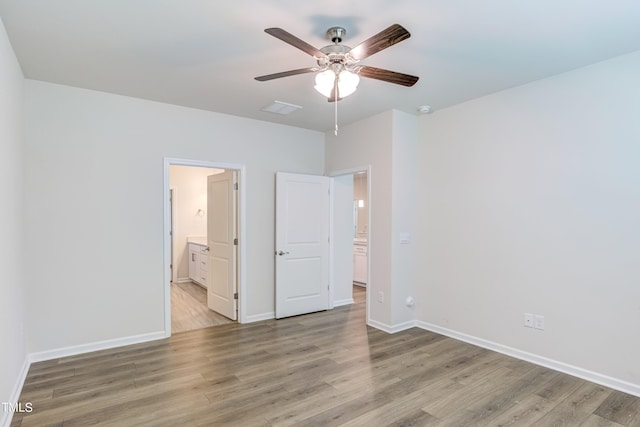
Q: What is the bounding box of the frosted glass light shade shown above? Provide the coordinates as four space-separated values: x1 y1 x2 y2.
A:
337 70 359 97
314 70 335 97
314 69 360 98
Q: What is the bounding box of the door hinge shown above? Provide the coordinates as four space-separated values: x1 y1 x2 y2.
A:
234 182 238 190
234 292 238 300
234 238 238 245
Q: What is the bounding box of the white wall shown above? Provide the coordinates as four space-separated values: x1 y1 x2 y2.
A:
416 50 640 390
23 80 324 354
0 17 26 425
390 111 417 326
325 110 418 330
326 111 393 326
169 165 222 281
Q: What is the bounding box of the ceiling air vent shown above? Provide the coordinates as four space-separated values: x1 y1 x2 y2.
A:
261 101 302 115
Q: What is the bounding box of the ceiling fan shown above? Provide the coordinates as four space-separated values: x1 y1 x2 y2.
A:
255 24 419 102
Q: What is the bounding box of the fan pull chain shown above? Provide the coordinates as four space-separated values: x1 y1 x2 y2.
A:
334 78 339 136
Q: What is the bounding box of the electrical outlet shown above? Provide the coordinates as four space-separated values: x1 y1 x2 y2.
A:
524 313 534 328
534 315 545 330
377 291 384 303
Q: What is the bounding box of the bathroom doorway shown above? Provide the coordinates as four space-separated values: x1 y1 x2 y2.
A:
163 158 246 336
330 167 371 324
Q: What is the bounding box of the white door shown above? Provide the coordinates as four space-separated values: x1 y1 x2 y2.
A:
275 172 330 318
332 174 355 303
207 170 237 320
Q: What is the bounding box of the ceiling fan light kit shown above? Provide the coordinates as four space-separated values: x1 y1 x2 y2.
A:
255 23 419 134
314 69 359 98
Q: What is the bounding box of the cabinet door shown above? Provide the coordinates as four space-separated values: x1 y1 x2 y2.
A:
353 244 367 284
189 249 199 282
353 253 365 283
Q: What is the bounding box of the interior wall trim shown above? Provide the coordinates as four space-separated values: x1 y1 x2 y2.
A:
3 331 166 427
415 321 640 398
367 319 416 334
333 298 355 307
1 358 30 427
28 331 167 364
244 312 275 323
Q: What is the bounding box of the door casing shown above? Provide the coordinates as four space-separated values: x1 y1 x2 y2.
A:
163 158 246 336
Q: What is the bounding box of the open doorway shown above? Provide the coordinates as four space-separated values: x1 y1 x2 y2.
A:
163 158 246 336
353 171 368 286
330 166 371 324
352 171 368 312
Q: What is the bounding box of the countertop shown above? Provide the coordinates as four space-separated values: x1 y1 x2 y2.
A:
187 236 207 246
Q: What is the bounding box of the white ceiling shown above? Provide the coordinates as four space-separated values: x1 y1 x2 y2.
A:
2 0 640 132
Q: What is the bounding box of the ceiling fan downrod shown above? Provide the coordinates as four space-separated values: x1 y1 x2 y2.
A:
326 27 346 44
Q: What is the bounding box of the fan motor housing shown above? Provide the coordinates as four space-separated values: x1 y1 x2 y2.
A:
318 44 352 66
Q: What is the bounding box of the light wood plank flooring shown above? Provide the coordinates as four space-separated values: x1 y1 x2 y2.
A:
171 281 233 333
11 286 640 426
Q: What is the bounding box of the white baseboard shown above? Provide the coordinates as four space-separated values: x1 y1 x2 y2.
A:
1 358 30 427
2 330 166 427
172 278 192 284
333 298 354 307
243 312 275 323
29 331 167 363
367 319 417 334
415 321 640 398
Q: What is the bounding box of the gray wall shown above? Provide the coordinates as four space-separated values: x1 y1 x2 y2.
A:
0 18 26 423
415 50 640 388
24 80 325 353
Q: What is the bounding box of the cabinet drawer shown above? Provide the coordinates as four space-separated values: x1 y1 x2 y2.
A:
198 246 209 255
188 242 209 253
199 258 208 272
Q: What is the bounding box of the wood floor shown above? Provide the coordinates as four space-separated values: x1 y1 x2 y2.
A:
171 281 233 333
11 286 640 426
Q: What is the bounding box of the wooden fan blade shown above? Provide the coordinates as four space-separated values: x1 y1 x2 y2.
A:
254 67 317 82
349 24 411 61
358 66 419 87
264 28 326 58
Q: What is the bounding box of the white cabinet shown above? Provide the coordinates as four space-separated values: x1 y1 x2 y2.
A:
353 242 367 286
188 243 209 288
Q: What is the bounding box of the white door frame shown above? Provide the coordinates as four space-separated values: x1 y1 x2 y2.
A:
163 157 247 336
169 187 178 284
327 165 372 326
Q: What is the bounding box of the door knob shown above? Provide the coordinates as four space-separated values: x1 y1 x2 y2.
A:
276 250 290 256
